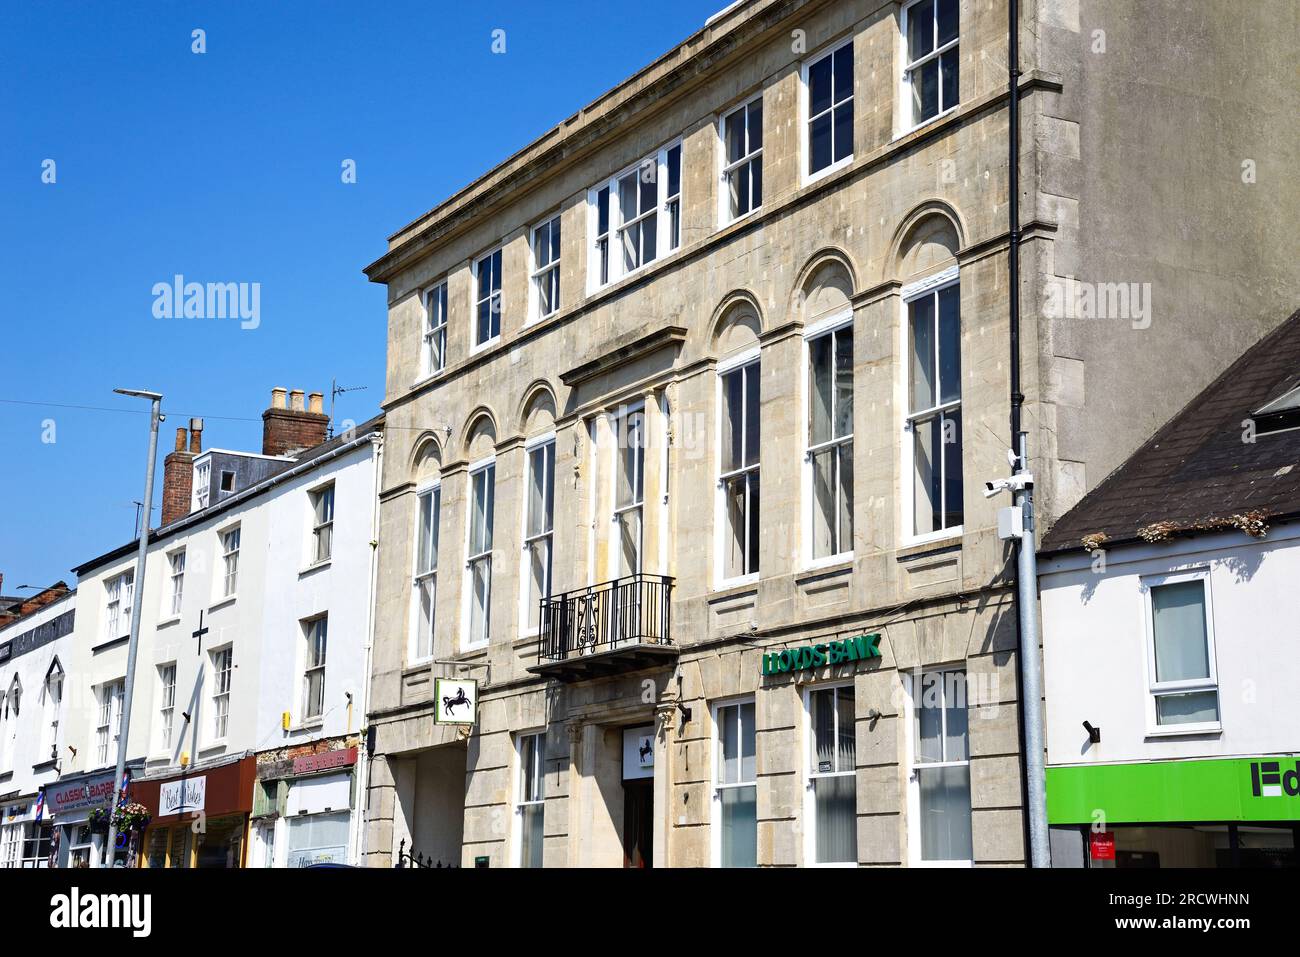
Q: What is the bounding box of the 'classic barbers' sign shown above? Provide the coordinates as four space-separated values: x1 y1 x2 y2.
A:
761 633 882 676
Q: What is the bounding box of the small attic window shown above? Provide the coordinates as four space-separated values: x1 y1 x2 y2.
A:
1253 383 1300 436
220 470 236 493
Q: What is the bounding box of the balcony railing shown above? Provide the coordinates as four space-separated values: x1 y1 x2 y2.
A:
534 574 676 678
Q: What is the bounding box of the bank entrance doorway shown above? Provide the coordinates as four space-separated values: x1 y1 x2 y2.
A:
621 725 655 868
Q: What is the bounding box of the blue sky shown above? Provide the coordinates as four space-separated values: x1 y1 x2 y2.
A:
0 0 723 590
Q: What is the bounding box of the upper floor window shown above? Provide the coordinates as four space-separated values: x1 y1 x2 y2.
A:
1146 575 1220 731
522 438 555 634
156 663 176 753
95 679 124 766
193 460 210 511
413 482 441 662
530 216 562 321
41 662 63 762
167 549 185 618
311 483 335 564
805 40 854 179
221 526 241 597
211 646 233 741
721 96 763 223
589 142 682 290
719 355 761 582
905 274 963 539
105 570 134 641
613 409 646 578
806 319 854 561
904 0 959 128
474 247 503 348
0 678 18 773
422 281 448 377
303 616 328 721
465 461 496 648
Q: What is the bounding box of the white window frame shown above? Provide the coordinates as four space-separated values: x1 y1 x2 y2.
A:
528 214 562 323
710 696 757 868
607 403 647 581
95 679 124 767
586 139 683 292
900 0 960 136
472 247 503 351
421 280 449 379
1140 568 1222 736
41 661 63 762
310 482 335 565
409 478 441 665
193 460 211 511
165 548 185 619
219 525 241 599
802 681 857 867
801 37 855 185
802 311 855 568
902 667 974 867
715 348 762 588
511 730 546 868
717 93 764 226
104 570 134 641
302 615 328 722
210 646 233 742
462 457 496 651
519 433 556 637
901 266 963 546
156 662 176 755
0 678 18 774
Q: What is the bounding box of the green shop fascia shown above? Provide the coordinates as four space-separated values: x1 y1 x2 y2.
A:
1047 756 1300 825
761 634 881 676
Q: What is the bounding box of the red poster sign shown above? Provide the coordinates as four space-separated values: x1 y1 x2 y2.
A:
292 746 357 776
1089 831 1116 861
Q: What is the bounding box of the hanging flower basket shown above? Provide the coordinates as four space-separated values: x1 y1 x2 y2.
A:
111 802 152 833
87 807 111 834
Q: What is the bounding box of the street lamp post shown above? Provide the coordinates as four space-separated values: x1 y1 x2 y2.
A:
102 388 163 867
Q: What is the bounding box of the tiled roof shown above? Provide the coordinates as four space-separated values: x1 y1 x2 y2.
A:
1041 308 1300 554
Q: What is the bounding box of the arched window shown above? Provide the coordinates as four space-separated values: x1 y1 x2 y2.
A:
411 439 443 663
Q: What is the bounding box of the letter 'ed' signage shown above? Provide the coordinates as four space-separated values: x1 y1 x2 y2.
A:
761 634 882 676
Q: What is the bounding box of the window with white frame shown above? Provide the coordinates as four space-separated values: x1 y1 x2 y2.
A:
613 409 646 578
906 277 963 538
466 462 496 648
221 526 241 597
904 0 959 128
167 549 185 617
96 679 124 766
413 483 441 661
104 570 134 641
589 141 682 289
530 216 561 321
0 679 18 773
910 669 972 863
719 357 760 581
157 663 176 753
807 684 856 864
1146 576 1220 728
473 247 503 347
805 40 854 178
422 281 448 376
193 460 211 511
807 321 853 560
523 438 555 634
0 822 19 867
514 732 545 868
721 96 763 222
41 662 63 762
302 616 328 721
211 647 232 740
311 483 335 564
713 699 757 868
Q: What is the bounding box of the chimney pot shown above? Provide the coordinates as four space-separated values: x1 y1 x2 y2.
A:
308 392 324 415
189 418 203 453
271 387 287 410
290 389 305 412
174 427 187 452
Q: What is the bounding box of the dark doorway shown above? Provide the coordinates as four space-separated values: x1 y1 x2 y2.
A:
623 779 653 868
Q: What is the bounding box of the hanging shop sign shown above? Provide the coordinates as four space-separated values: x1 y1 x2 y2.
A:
160 776 207 816
622 726 655 781
761 633 881 676
292 747 357 776
433 677 477 726
1047 756 1300 825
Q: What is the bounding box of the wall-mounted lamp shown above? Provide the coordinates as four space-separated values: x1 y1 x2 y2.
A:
1082 720 1101 744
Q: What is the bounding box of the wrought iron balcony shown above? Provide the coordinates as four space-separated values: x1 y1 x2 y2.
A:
530 573 677 681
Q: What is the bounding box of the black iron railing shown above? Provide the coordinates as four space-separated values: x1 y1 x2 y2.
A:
538 573 674 662
395 839 459 869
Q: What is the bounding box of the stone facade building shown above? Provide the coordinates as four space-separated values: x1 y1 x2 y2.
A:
360 0 1298 867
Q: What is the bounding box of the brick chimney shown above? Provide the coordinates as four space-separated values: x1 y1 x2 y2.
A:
262 386 329 456
162 419 202 525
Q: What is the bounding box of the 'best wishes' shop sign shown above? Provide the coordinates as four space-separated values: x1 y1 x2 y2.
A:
761 633 882 676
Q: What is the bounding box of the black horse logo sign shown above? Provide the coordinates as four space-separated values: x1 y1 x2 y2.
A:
442 685 472 717
638 738 653 765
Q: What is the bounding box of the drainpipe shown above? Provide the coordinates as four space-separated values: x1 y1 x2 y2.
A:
352 431 383 866
1007 0 1051 868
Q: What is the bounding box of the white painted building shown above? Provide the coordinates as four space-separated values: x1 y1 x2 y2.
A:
62 398 383 868
0 587 76 867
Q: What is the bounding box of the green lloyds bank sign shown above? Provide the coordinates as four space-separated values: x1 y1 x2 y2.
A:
762 634 882 675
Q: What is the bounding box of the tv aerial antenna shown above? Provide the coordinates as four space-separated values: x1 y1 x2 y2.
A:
329 378 369 438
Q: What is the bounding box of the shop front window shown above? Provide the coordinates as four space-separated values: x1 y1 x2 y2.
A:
911 669 972 864
807 684 856 865
714 699 757 867
287 811 350 868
